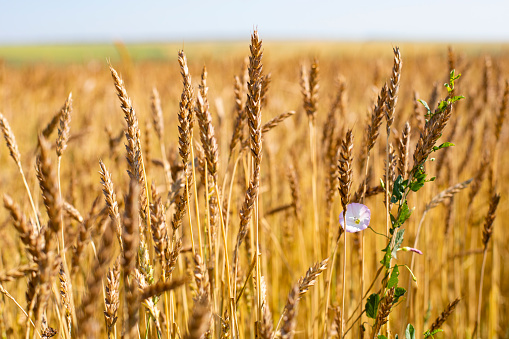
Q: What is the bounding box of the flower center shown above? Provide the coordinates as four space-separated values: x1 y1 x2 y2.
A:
348 216 361 224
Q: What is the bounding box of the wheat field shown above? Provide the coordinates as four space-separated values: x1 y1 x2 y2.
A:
0 32 507 338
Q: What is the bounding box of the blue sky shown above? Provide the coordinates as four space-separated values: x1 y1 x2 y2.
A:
1 0 507 44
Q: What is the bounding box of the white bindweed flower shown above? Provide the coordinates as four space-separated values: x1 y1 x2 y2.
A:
339 203 371 233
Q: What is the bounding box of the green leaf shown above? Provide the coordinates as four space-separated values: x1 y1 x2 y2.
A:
390 213 397 228
424 330 443 339
438 100 448 112
445 70 461 93
391 175 405 203
450 69 461 82
432 142 455 152
409 168 427 192
424 329 443 338
418 99 431 115
450 95 465 103
387 265 400 289
393 203 412 229
405 324 415 339
392 229 405 258
366 293 380 319
399 203 412 224
410 180 425 192
380 243 391 269
394 287 406 303
378 336 388 339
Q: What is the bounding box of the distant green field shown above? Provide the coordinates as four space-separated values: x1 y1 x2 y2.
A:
0 41 261 64
1 41 508 64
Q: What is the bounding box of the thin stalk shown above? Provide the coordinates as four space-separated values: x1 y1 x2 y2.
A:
162 262 170 339
229 151 243 301
169 291 175 338
20 169 41 231
185 168 196 256
346 266 385 325
344 309 366 336
0 284 41 338
56 155 74 332
360 154 371 333
385 137 390 238
308 119 321 337
214 183 235 338
406 210 428 311
57 157 65 252
224 153 244 337
341 209 347 338
255 195 262 337
176 251 190 331
235 255 257 304
309 120 320 258
203 163 218 335
204 163 214 265
326 209 334 261
473 247 489 338
324 239 340 336
190 145 203 259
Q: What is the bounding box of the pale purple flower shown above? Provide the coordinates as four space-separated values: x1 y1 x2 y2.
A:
339 203 371 233
400 247 423 255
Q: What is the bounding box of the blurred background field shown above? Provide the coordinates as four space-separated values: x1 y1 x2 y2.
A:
1 41 509 64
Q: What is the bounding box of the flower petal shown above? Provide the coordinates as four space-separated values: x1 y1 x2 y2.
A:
339 203 371 233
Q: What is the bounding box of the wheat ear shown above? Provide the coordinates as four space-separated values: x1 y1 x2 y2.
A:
233 32 263 325
104 258 120 339
428 298 460 333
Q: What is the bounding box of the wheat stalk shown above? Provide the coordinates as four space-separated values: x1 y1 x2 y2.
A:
0 112 41 230
122 180 140 339
79 219 116 337
233 33 264 326
338 129 353 337
109 63 150 232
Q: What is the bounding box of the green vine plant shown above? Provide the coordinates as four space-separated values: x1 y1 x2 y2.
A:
364 70 464 339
